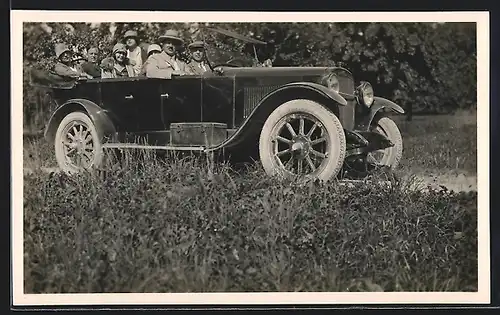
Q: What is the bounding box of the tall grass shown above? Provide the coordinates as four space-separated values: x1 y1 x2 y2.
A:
394 111 477 174
23 150 477 293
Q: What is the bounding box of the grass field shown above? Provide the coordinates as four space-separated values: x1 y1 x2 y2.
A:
22 110 478 293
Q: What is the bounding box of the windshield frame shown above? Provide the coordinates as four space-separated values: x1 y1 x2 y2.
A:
199 26 267 69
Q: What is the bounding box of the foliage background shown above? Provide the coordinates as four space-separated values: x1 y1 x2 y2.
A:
22 22 477 131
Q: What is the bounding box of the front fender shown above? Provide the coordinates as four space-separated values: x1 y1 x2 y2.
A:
44 99 116 144
283 82 348 106
358 96 405 131
205 81 347 153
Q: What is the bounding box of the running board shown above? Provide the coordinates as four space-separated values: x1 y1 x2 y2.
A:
102 143 205 151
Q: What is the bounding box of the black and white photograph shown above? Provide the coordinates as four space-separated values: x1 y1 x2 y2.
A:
11 10 489 306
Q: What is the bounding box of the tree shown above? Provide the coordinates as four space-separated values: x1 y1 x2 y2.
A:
22 22 476 130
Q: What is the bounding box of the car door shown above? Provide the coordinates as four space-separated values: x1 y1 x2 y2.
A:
100 77 165 132
160 76 202 128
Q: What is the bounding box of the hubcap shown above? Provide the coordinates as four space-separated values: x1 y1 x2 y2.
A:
367 125 388 165
271 113 330 176
61 121 95 169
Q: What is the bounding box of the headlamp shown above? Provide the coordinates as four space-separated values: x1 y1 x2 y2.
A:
357 81 374 107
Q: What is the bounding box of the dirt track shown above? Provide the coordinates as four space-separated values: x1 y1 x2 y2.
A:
407 172 477 192
22 167 478 193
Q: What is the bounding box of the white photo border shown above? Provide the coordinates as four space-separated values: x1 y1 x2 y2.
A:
11 10 490 306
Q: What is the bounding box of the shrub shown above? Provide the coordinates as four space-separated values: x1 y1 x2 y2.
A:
22 22 476 130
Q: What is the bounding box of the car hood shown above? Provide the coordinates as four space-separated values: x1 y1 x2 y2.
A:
216 66 336 78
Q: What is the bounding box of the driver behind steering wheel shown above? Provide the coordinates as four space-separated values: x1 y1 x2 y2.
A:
186 41 211 75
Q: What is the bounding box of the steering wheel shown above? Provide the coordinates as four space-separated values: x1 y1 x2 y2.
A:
212 57 248 68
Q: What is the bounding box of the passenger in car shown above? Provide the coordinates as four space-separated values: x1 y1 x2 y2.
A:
72 52 87 74
139 44 161 76
80 47 102 79
100 43 136 78
144 29 187 79
53 43 92 80
123 30 149 76
185 41 210 75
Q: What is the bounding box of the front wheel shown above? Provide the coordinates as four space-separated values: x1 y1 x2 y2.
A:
54 111 103 174
368 116 403 169
259 99 346 182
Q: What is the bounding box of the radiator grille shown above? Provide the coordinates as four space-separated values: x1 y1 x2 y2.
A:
242 73 354 119
338 73 355 95
243 85 280 118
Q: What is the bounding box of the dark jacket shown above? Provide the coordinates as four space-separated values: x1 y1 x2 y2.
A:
186 60 210 75
80 61 102 78
53 62 82 79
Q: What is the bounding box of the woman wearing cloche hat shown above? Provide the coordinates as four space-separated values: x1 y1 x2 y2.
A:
53 43 92 80
100 43 136 78
138 44 161 76
123 29 148 75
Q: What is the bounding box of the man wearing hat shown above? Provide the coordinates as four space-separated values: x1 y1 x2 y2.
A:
80 47 102 78
144 29 187 79
53 43 91 79
123 30 148 75
186 41 210 75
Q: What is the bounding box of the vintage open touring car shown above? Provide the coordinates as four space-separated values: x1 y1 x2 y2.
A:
30 27 405 181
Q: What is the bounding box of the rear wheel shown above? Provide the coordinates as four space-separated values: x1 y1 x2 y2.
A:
367 116 403 169
259 99 346 182
54 111 103 174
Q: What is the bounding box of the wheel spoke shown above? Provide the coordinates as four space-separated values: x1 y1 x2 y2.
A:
310 149 327 159
306 155 316 171
67 133 75 141
63 140 74 147
83 150 94 161
72 126 79 136
276 135 292 144
276 148 291 157
83 131 92 142
286 122 296 137
299 118 305 135
311 137 327 145
297 159 303 174
283 155 294 170
75 153 83 167
306 123 317 138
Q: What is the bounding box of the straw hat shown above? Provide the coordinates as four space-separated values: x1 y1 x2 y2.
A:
158 29 184 44
55 43 71 59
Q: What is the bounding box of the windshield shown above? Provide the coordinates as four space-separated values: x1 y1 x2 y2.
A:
201 27 264 68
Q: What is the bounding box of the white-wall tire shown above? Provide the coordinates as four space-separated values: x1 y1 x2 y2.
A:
259 99 346 182
54 111 103 174
368 116 403 169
